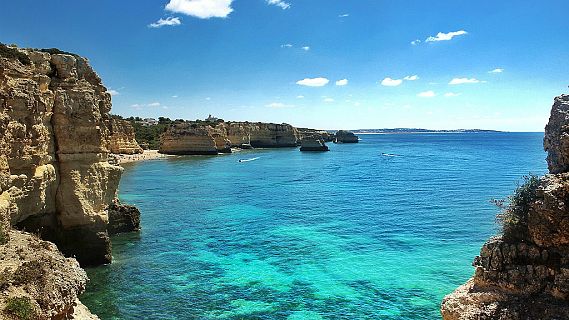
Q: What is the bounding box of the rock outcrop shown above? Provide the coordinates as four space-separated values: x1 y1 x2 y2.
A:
0 230 99 319
160 121 309 154
334 130 359 143
299 137 329 152
297 128 334 142
248 122 299 148
109 118 143 155
108 201 141 235
159 123 219 155
441 95 569 319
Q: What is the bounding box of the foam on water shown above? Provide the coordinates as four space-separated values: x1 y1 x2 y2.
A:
83 133 547 319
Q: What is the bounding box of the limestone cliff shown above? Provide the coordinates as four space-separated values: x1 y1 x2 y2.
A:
441 94 569 319
109 118 143 155
159 121 305 154
248 122 299 148
0 230 98 319
159 123 219 155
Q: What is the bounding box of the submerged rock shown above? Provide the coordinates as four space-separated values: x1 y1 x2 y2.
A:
441 95 569 319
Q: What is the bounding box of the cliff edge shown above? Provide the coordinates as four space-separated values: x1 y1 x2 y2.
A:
441 95 569 319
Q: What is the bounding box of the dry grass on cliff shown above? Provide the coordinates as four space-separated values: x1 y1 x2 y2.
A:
493 174 540 241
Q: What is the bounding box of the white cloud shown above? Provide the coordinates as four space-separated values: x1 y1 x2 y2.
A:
489 68 504 73
148 102 161 107
172 95 178 98
148 16 182 28
296 77 330 87
338 13 349 18
267 0 291 10
302 46 310 51
296 95 305 99
404 75 419 81
107 89 119 96
444 92 461 97
449 78 481 85
426 30 468 42
335 79 348 86
381 77 403 87
281 43 293 48
411 39 421 45
266 102 294 108
205 97 211 101
323 97 334 103
165 0 233 19
418 91 436 98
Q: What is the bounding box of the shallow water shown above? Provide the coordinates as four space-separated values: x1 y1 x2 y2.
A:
83 133 547 319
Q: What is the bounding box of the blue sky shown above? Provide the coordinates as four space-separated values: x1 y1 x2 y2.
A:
2 0 568 131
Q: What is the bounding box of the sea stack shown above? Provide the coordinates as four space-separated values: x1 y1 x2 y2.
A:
334 130 359 143
300 137 329 151
440 94 569 319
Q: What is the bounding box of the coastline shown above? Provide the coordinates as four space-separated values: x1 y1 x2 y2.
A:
115 150 171 164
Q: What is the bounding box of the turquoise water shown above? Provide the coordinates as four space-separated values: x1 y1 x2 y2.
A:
83 133 547 319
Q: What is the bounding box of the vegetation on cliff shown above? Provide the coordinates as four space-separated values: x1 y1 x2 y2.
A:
493 174 540 241
0 43 31 65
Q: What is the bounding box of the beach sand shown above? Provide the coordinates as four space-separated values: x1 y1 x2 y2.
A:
116 150 170 164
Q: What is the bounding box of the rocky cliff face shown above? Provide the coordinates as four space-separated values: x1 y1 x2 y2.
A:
441 94 569 319
334 130 359 143
248 122 299 148
109 118 143 155
159 123 219 155
0 230 98 319
159 121 305 154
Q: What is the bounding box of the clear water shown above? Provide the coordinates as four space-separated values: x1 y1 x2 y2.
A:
83 133 547 319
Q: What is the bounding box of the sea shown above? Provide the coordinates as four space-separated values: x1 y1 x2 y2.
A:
83 132 547 320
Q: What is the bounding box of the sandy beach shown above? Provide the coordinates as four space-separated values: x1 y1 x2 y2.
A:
116 150 170 164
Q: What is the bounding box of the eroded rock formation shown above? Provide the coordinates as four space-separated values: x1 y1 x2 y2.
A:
299 136 329 152
159 121 306 154
109 118 143 155
441 94 569 319
334 130 359 143
0 230 99 319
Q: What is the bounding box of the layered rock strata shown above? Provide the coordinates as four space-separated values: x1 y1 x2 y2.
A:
334 130 359 143
441 95 569 319
159 123 219 155
160 121 305 154
109 118 143 155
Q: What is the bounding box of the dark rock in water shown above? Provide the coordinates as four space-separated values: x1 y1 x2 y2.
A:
334 130 359 143
300 137 329 151
108 202 141 235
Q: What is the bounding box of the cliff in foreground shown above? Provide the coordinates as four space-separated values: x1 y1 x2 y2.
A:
441 95 569 319
0 44 139 318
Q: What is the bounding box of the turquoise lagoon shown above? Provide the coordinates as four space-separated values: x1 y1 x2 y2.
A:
83 133 547 319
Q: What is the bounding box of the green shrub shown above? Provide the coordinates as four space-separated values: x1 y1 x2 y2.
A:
493 174 541 241
0 43 31 65
39 48 76 56
4 297 35 320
